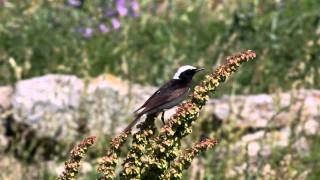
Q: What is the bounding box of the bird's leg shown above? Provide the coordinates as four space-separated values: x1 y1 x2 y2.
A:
161 111 165 125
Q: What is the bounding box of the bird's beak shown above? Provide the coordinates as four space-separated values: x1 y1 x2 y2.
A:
195 68 205 72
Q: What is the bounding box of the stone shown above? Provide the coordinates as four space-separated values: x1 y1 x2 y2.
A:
292 137 310 157
11 74 85 142
202 89 320 175
10 74 156 142
7 73 320 151
0 86 13 113
247 141 260 157
304 118 319 135
0 86 12 154
205 89 320 129
85 74 156 136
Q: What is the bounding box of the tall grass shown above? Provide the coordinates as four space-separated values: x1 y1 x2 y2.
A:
0 0 319 94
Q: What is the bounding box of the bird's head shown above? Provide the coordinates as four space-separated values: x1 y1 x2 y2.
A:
173 65 205 81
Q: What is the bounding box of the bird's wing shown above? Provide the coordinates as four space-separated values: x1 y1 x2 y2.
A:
134 80 176 113
138 80 188 114
134 89 161 113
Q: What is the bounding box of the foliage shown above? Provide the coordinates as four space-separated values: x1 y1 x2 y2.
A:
0 1 319 94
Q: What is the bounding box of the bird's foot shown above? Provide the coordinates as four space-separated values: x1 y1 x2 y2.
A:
161 111 165 125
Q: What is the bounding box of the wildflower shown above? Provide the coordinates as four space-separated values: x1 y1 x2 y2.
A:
98 131 130 179
129 0 140 17
68 0 81 7
116 0 128 16
106 9 117 17
131 1 139 11
58 136 96 180
83 27 93 38
99 24 110 34
130 11 139 18
117 0 126 6
162 138 218 179
117 6 128 16
111 18 121 30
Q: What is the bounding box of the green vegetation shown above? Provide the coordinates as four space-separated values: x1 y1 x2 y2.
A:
1 1 319 93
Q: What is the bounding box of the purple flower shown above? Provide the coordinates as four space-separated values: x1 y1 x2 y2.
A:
116 0 128 16
68 0 81 7
130 11 139 18
117 0 126 6
99 24 110 33
83 27 93 38
117 5 128 16
131 1 139 11
106 9 116 17
111 18 121 30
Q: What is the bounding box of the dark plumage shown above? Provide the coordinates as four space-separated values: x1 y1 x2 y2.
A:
123 65 204 132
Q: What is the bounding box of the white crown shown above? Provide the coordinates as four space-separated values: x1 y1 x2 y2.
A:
173 65 197 79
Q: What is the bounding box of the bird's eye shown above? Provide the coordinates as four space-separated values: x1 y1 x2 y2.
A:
188 70 194 74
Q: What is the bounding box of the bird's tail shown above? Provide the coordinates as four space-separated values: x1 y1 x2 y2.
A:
123 113 143 132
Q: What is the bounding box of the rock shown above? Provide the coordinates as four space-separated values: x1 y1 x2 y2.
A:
0 127 8 153
0 86 12 153
11 74 85 142
85 74 156 136
247 141 260 157
10 74 156 142
7 73 320 153
241 131 264 143
205 89 320 129
203 89 320 178
304 118 319 135
9 73 320 141
0 86 13 113
292 137 309 157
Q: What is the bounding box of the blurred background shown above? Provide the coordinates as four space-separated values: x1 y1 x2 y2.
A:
0 0 320 179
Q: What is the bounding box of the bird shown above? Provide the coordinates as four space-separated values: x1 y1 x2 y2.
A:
123 65 204 132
